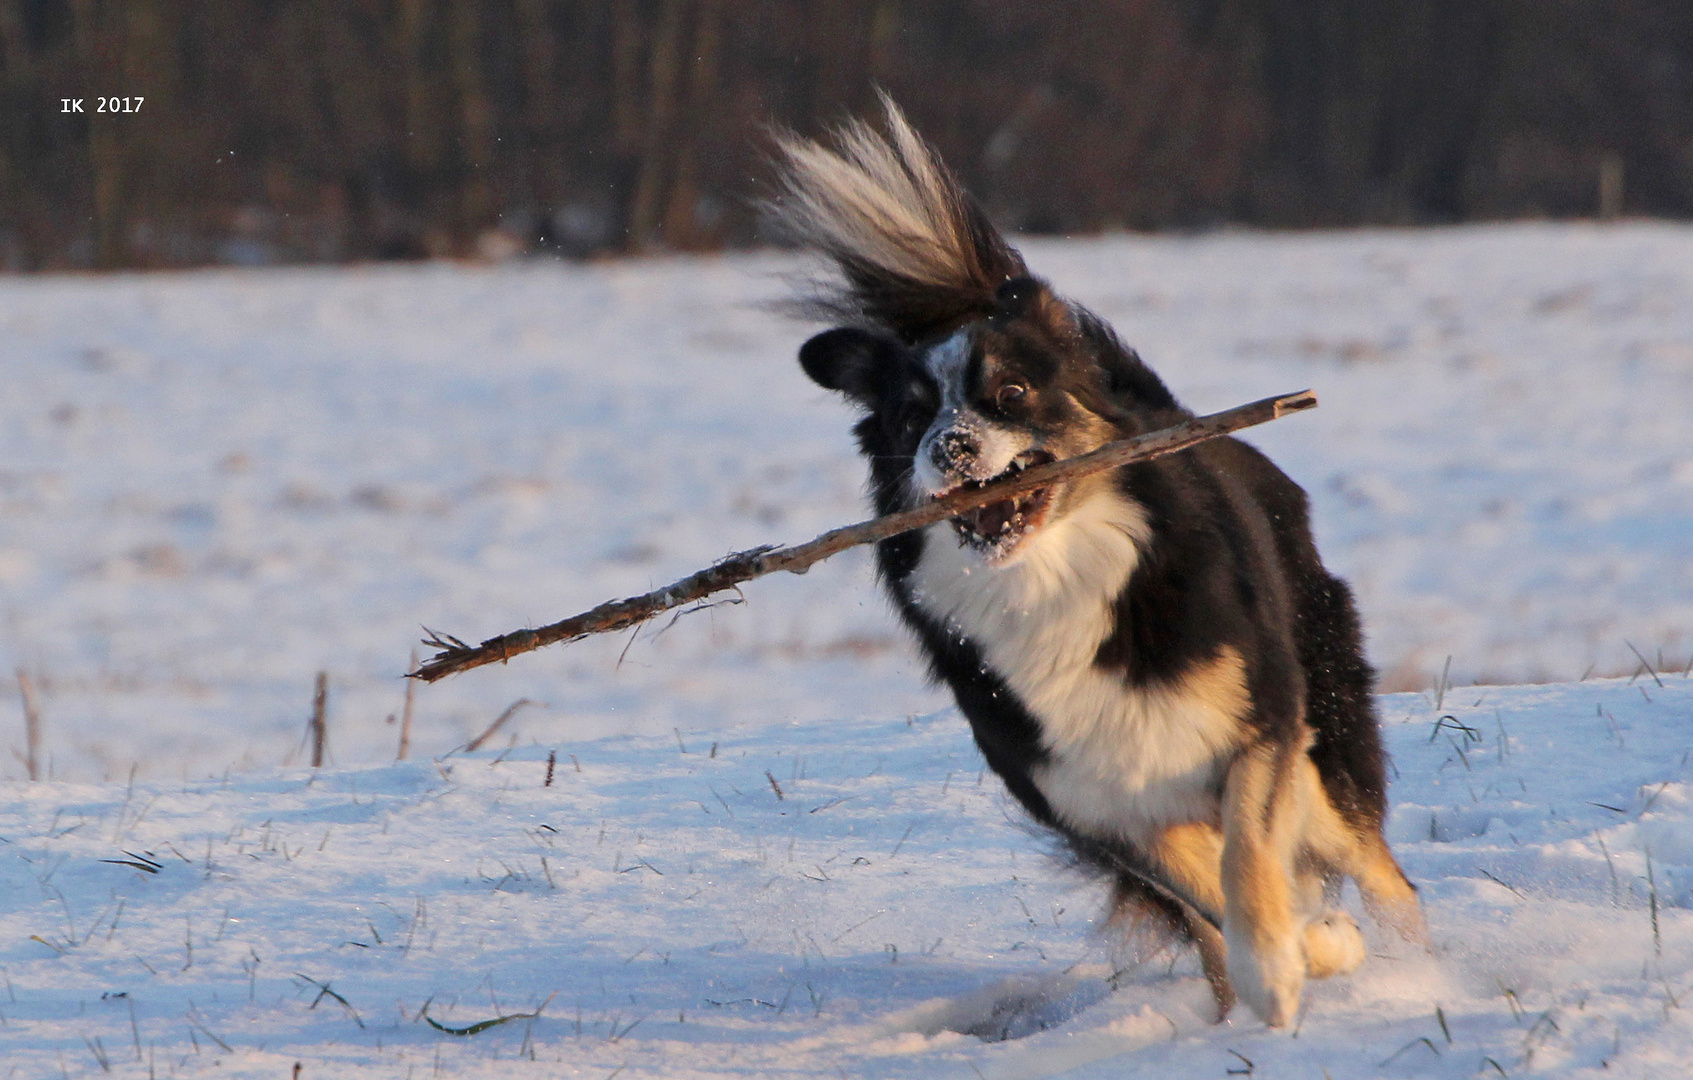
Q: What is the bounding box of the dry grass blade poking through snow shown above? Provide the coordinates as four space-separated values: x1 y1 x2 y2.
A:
409 390 1316 682
16 668 42 781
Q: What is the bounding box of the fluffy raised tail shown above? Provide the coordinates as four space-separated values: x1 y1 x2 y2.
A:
769 94 1027 343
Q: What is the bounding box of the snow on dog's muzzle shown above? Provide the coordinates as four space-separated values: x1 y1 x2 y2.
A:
940 449 1057 557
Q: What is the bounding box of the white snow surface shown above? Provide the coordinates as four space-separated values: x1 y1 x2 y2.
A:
0 222 1691 1074
0 223 1690 781
4 678 1693 1077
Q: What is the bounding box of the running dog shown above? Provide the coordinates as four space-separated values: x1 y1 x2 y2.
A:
771 98 1421 1026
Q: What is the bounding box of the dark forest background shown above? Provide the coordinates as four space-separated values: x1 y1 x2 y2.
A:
3 0 1691 271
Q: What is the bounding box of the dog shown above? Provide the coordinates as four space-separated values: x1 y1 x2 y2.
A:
771 98 1422 1027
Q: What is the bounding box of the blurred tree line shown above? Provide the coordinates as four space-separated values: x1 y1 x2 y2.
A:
2 0 1690 270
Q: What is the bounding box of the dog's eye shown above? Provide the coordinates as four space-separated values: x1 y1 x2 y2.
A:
995 382 1029 406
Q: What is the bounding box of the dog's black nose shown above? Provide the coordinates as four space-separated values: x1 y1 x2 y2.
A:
932 430 979 471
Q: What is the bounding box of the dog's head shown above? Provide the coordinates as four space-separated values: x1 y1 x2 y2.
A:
800 277 1176 564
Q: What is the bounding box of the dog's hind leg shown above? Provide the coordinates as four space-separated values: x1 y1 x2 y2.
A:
1297 760 1424 944
1349 831 1423 941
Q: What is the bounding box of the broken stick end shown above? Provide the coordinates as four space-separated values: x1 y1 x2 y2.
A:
407 650 472 683
405 660 448 683
1273 389 1318 417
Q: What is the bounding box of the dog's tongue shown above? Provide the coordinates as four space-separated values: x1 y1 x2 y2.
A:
963 497 1020 539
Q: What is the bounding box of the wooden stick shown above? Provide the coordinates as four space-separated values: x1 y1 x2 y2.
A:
410 389 1316 683
17 669 40 782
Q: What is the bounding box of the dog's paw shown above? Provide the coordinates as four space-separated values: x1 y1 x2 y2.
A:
1303 911 1365 978
1225 926 1305 1027
1373 896 1429 947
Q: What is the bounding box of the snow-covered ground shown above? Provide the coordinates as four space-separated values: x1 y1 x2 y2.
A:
1 223 1691 1075
0 223 1690 781
3 676 1692 1077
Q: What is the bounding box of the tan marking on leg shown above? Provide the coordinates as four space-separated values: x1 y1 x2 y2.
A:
1353 831 1424 941
1220 740 1310 1026
1289 755 1425 942
1136 651 1252 1019
1290 759 1357 868
1144 821 1234 1019
1147 821 1226 919
1265 762 1371 978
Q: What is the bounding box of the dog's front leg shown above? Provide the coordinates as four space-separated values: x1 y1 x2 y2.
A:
1220 741 1307 1027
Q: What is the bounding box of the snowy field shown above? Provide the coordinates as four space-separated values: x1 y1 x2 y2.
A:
0 223 1690 781
0 222 1691 1075
3 677 1693 1077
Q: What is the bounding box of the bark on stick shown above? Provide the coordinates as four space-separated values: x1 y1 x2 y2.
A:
410 389 1316 683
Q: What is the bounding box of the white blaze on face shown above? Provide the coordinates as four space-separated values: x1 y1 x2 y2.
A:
910 328 1033 498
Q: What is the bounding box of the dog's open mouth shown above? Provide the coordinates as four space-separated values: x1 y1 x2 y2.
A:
942 450 1056 557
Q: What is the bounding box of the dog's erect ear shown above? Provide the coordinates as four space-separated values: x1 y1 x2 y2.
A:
992 275 1075 336
992 276 1044 321
798 327 902 406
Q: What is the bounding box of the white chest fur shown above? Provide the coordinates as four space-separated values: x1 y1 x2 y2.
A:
908 490 1246 845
